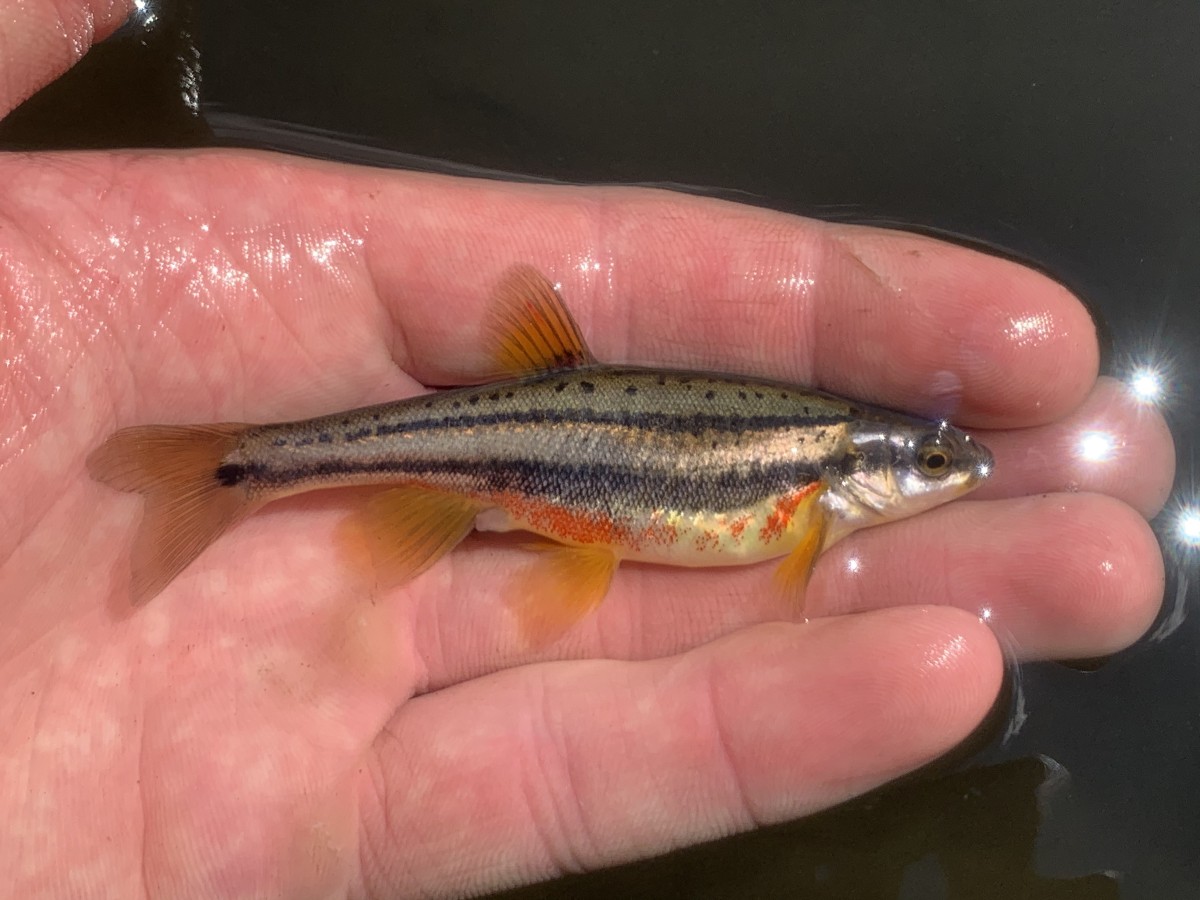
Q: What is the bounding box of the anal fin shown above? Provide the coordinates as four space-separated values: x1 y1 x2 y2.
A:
508 542 618 644
341 486 481 588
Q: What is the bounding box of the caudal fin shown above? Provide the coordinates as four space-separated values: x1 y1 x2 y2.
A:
87 423 254 603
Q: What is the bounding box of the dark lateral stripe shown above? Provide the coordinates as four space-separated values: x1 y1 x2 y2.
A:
339 407 849 443
254 455 821 513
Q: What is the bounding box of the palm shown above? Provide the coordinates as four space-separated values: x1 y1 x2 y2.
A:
1 146 1172 898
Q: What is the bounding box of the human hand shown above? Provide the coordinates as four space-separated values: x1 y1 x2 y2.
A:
0 5 1173 898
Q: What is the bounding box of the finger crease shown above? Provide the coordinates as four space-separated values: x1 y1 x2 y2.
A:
705 667 760 829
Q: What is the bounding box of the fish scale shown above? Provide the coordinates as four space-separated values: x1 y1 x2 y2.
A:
230 367 855 522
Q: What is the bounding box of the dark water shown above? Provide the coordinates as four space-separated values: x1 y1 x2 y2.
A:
5 1 1198 897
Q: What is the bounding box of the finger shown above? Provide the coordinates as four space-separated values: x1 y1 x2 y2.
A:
361 179 1098 428
358 608 1001 898
973 376 1175 518
6 152 1095 436
0 0 132 118
809 493 1165 661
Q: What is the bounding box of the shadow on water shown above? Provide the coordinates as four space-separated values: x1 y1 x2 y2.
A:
494 757 1118 900
4 2 1200 898
493 669 1121 900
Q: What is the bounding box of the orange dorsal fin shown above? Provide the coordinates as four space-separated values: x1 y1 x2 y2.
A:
507 542 618 644
340 486 481 588
485 264 596 376
772 489 831 608
87 423 254 604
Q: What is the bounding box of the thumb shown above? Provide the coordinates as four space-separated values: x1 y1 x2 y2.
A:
0 0 133 118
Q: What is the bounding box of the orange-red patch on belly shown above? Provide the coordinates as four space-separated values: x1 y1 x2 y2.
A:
758 482 823 545
728 514 751 541
482 489 673 552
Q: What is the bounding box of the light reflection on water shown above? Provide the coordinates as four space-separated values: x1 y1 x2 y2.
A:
1129 366 1166 404
1175 507 1200 548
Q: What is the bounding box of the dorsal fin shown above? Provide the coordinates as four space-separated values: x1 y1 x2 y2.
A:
486 265 596 376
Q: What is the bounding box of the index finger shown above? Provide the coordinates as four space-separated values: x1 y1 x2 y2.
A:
366 179 1098 428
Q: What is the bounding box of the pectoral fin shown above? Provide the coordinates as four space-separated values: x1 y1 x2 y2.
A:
341 486 481 588
508 542 618 644
772 500 831 608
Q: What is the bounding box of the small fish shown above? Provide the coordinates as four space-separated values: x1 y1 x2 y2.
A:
89 265 993 637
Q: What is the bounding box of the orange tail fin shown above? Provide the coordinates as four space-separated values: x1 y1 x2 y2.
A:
87 423 254 604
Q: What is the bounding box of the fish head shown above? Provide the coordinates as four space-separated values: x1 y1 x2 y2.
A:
821 419 993 537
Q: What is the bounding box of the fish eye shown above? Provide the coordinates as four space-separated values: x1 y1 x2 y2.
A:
917 439 953 477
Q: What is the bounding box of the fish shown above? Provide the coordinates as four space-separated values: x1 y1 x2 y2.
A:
88 264 993 638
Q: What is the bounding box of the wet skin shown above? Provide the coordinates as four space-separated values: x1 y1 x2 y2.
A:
0 2 1175 897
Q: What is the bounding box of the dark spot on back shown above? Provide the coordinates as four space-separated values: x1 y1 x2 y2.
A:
318 433 332 443
468 395 480 405
705 390 716 400
505 391 514 398
625 385 638 395
489 392 500 401
453 401 461 409
580 381 596 393
780 392 788 399
341 418 351 426
755 392 764 399
657 374 667 386
424 401 433 409
272 437 287 447
215 463 245 487
372 413 380 421
555 382 568 392
738 391 747 400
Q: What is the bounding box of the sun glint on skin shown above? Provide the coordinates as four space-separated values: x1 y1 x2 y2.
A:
923 633 969 671
1077 430 1117 464
1004 312 1055 348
